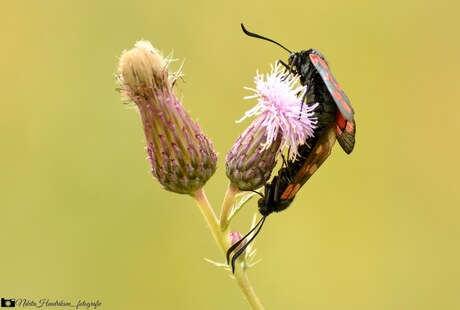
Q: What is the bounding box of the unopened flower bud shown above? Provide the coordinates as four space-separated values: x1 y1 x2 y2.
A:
226 119 281 191
229 231 246 253
118 41 217 194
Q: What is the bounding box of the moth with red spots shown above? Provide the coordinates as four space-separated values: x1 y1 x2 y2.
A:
227 25 357 272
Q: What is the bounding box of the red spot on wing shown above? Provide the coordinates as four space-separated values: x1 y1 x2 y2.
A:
341 99 352 113
337 112 354 137
346 120 355 133
334 81 343 91
332 90 352 113
310 54 319 65
318 57 329 70
325 72 343 91
311 54 329 70
337 112 346 130
332 89 343 101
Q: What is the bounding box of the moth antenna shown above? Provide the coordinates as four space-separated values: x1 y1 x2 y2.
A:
250 190 264 198
230 216 267 273
241 23 292 54
226 216 266 265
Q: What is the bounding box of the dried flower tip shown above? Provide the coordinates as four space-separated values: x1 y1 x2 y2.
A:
118 41 217 194
118 41 170 99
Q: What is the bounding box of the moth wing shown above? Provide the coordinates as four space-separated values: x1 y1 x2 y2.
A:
336 112 356 154
280 125 337 200
309 53 354 121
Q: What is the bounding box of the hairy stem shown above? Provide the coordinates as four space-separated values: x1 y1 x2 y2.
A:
192 188 264 310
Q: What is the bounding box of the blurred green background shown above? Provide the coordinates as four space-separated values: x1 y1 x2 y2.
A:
1 0 459 309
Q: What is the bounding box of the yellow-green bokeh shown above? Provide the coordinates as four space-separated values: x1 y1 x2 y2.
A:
0 0 459 309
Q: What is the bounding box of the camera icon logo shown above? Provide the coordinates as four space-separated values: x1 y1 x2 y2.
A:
0 298 15 307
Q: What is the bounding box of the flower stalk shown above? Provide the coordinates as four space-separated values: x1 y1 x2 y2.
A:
192 188 264 310
220 183 239 232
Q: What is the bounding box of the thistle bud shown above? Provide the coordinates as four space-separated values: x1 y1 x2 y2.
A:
226 63 318 191
226 118 281 191
118 41 217 194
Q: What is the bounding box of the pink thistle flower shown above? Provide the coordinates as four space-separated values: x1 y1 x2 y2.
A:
226 62 317 191
239 62 318 158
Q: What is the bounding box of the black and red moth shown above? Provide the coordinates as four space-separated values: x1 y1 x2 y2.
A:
227 24 357 272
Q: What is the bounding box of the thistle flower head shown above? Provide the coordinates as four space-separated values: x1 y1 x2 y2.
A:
239 62 318 158
226 63 318 191
118 41 217 195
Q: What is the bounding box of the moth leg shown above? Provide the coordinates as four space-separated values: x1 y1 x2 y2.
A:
281 153 288 170
278 59 290 71
278 59 297 81
281 153 294 179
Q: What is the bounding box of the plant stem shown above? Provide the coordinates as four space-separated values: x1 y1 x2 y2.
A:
219 183 239 232
192 188 227 254
192 188 264 310
234 268 264 310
